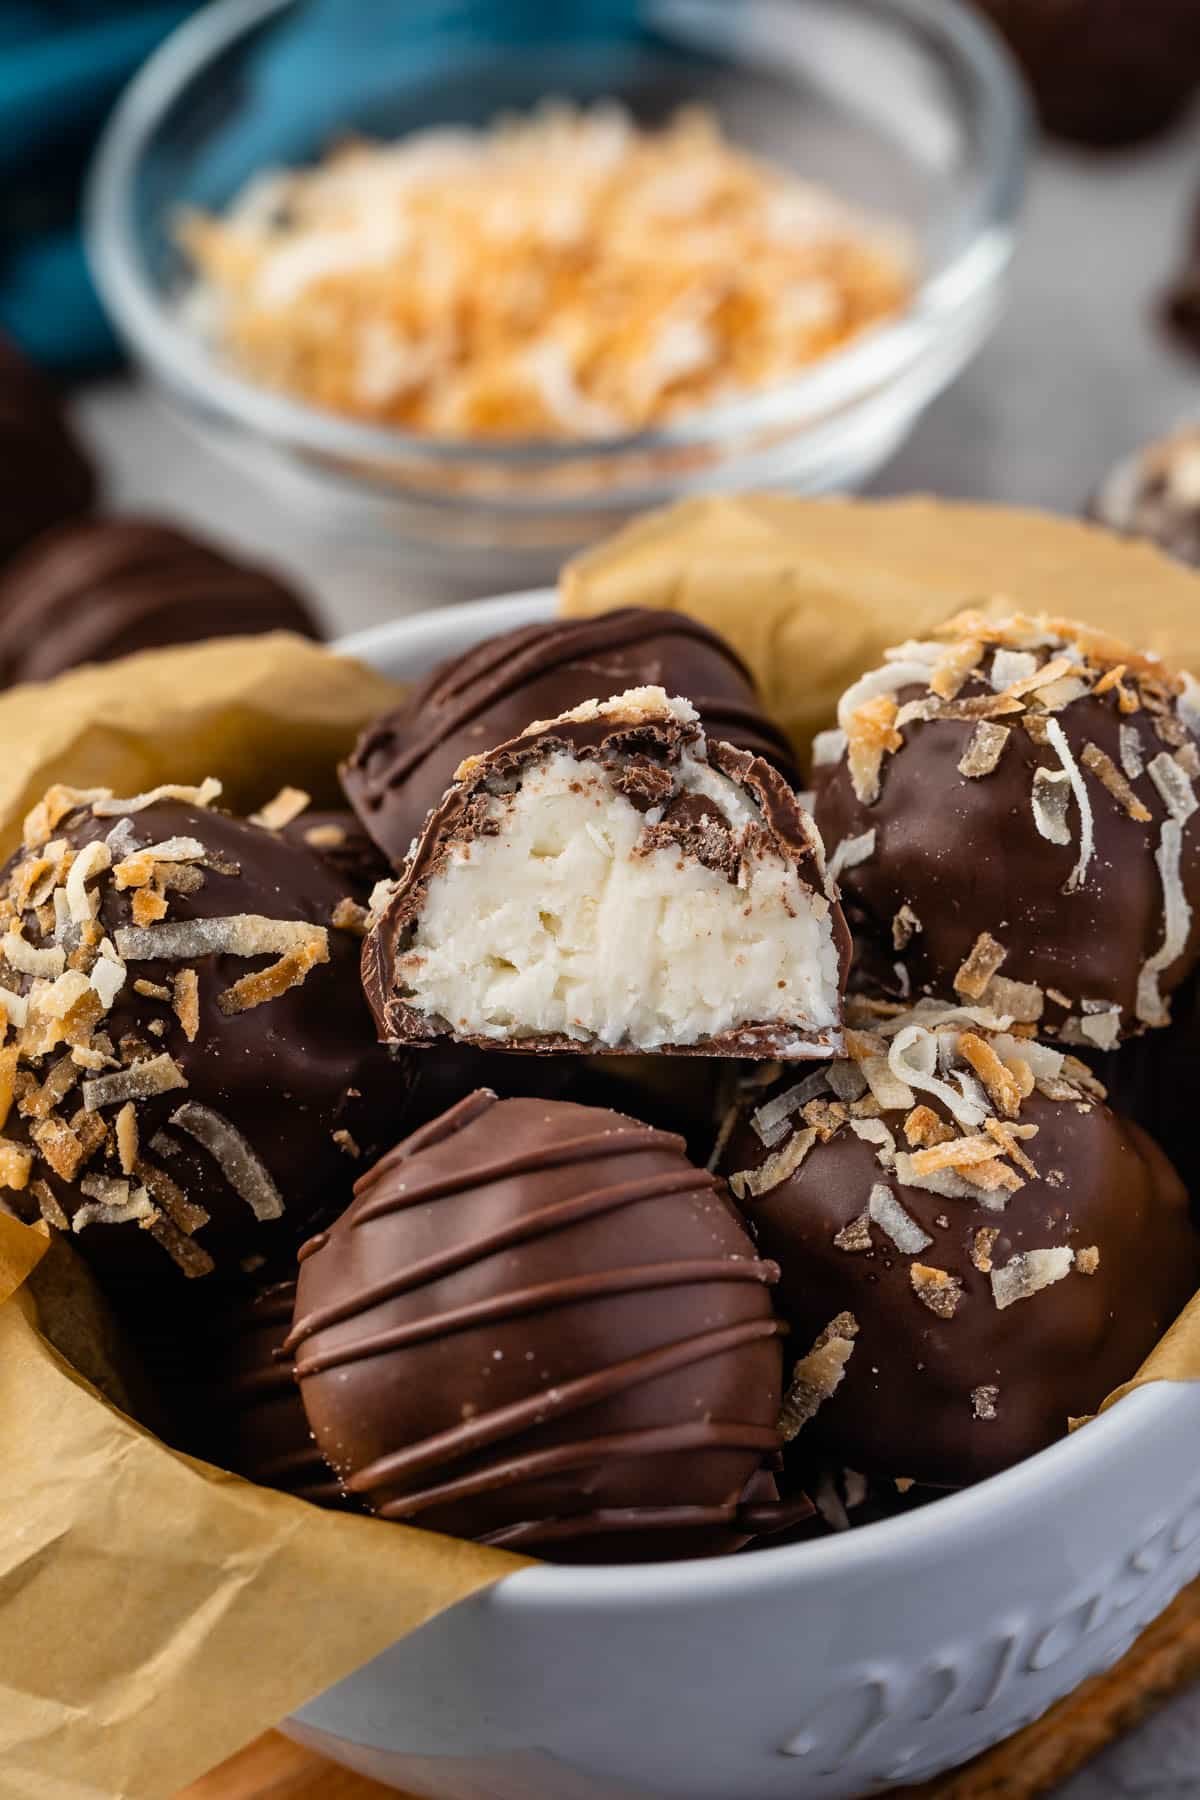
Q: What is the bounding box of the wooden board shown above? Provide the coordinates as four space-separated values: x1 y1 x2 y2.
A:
182 1577 1200 1800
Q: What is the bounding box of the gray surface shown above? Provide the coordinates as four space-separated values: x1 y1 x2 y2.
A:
73 121 1200 1798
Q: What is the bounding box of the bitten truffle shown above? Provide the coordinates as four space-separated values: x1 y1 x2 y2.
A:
341 606 798 866
0 334 95 567
364 686 849 1058
0 517 320 686
814 611 1200 1042
289 1089 785 1561
719 1006 1200 1487
0 779 399 1288
1089 427 1200 570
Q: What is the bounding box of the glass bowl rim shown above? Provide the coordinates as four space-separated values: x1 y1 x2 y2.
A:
85 0 1028 472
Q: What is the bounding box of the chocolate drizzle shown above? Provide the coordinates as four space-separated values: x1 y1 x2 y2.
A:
291 1091 785 1561
341 608 798 866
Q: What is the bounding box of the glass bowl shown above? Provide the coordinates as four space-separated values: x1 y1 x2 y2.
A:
86 0 1028 595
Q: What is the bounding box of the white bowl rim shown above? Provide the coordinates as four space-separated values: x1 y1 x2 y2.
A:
85 0 1028 470
332 591 1195 1611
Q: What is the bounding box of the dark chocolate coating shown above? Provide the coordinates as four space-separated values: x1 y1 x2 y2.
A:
341 608 799 867
279 809 389 900
0 335 95 567
972 0 1200 146
204 1280 349 1506
722 1085 1199 1487
365 696 848 1056
0 800 405 1291
290 1091 785 1563
0 518 320 686
814 647 1200 1035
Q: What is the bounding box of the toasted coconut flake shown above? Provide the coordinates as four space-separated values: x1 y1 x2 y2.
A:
332 897 370 937
23 785 109 850
930 637 984 701
135 1157 209 1236
801 1097 848 1141
133 979 171 1001
217 935 329 1016
999 653 1078 701
957 721 1010 780
3 928 64 978
957 1032 1022 1118
954 933 1008 1001
332 1128 361 1158
1080 743 1152 823
750 1072 831 1148
1137 819 1190 1026
910 1263 963 1318
19 1054 78 1123
1118 723 1146 782
1148 750 1199 823
811 728 847 767
30 1115 86 1182
826 829 876 883
0 1046 17 1132
1079 1005 1122 1050
1035 676 1091 712
173 968 201 1043
991 1246 1074 1310
0 1139 32 1190
115 914 328 964
826 1060 869 1104
90 953 127 1011
834 1212 873 1252
249 786 311 831
73 1180 158 1233
838 663 934 733
1177 741 1200 779
113 838 208 889
990 649 1038 691
91 778 222 817
82 1053 187 1111
145 1214 216 1277
984 976 1044 1024
29 1178 66 1228
1076 1245 1100 1275
868 1182 931 1254
893 1150 980 1200
972 1226 1000 1273
903 1104 954 1148
888 1024 988 1128
846 695 902 806
170 1101 284 1221
64 841 111 925
895 693 1023 728
0 986 28 1030
848 1115 897 1168
982 1116 1038 1179
115 1103 139 1177
856 1053 911 1113
891 903 921 951
972 1384 999 1421
33 971 93 1022
158 864 205 895
779 1312 859 1441
1044 719 1094 891
132 887 168 926
909 1133 1002 1178
730 1126 818 1200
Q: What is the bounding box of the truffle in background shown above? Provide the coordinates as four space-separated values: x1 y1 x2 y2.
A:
0 780 400 1293
0 517 321 688
365 686 848 1058
971 0 1200 147
0 334 95 569
719 1011 1200 1488
1089 427 1200 570
290 1090 785 1562
341 606 798 868
814 611 1200 1043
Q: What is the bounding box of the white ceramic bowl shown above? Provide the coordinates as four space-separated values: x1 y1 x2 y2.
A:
284 593 1200 1800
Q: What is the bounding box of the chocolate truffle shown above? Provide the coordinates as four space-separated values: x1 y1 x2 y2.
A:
205 1280 348 1505
719 1011 1200 1487
0 779 401 1288
0 334 95 568
342 607 798 867
0 517 320 687
365 687 849 1058
1089 427 1200 569
290 1089 785 1561
814 611 1200 1042
972 1 1200 147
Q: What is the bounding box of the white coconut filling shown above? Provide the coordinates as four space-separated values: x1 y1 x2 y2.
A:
395 749 841 1050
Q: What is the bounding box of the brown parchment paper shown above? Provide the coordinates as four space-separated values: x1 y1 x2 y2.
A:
561 494 1200 762
562 494 1200 1399
0 635 525 1800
